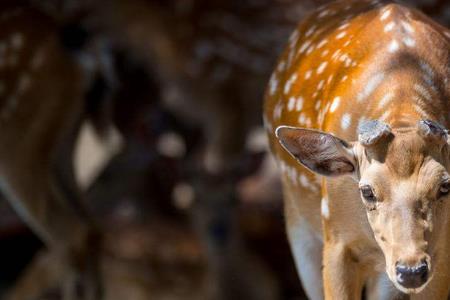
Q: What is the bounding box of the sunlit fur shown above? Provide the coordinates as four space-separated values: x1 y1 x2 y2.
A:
355 127 450 294
264 0 450 298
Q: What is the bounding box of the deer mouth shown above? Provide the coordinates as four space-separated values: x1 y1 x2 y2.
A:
391 274 432 294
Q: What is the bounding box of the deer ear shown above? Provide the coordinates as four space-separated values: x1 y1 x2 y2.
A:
275 126 357 177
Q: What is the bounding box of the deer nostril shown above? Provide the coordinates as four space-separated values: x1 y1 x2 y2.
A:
395 261 429 289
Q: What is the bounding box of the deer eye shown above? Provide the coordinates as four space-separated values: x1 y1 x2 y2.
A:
360 185 376 202
438 181 450 198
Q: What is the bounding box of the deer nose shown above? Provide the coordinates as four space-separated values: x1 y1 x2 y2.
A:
395 261 429 289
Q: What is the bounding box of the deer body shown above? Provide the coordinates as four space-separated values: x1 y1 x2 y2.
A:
0 2 106 299
265 0 450 299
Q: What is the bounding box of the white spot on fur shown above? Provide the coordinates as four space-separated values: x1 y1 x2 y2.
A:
330 97 340 113
384 22 395 32
284 73 298 94
336 31 347 39
306 45 315 55
296 97 304 111
345 57 352 67
380 9 391 20
277 61 286 72
315 100 321 111
288 97 296 111
269 74 278 95
403 37 415 47
331 49 341 60
338 22 350 30
317 80 325 90
341 113 352 130
289 29 299 46
327 74 333 84
298 113 306 124
388 40 400 52
299 40 312 54
305 26 316 37
318 9 330 18
317 62 328 74
304 70 312 79
401 21 414 33
317 39 328 49
321 197 330 219
274 102 283 120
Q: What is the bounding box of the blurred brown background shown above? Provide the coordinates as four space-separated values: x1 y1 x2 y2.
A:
0 0 449 299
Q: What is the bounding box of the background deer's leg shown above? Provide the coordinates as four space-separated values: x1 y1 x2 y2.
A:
0 156 96 299
4 250 64 300
190 173 279 300
54 119 103 300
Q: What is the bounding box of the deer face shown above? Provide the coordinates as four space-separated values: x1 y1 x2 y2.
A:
276 120 450 294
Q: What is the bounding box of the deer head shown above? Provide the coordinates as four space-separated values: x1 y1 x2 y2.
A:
276 119 450 294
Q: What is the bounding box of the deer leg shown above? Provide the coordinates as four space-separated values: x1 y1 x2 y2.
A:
5 250 64 300
54 122 103 300
323 242 365 300
282 176 323 300
287 219 323 300
0 158 98 300
365 272 407 300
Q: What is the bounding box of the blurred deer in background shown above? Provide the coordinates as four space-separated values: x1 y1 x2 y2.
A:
266 0 450 298
2 0 334 298
0 1 115 299
82 1 322 299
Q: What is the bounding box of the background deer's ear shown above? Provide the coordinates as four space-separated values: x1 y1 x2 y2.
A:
275 126 357 177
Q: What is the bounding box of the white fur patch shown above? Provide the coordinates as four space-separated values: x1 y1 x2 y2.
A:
321 197 330 219
330 97 341 112
288 220 324 299
341 113 352 130
388 40 400 52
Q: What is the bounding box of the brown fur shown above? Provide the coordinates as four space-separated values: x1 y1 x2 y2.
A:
265 0 450 298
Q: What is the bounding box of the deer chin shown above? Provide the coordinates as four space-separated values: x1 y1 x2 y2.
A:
390 274 433 295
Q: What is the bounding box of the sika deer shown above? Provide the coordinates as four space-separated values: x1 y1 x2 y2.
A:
0 2 109 299
265 0 450 299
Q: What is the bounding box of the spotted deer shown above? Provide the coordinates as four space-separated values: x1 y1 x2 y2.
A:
0 2 109 299
265 0 450 299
